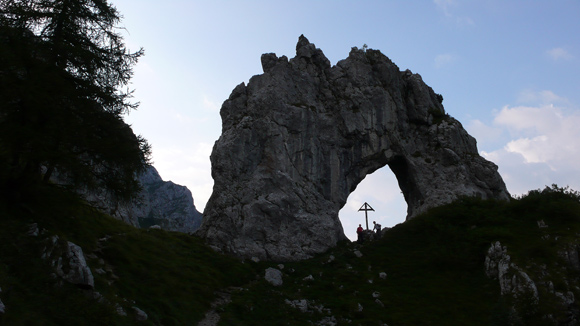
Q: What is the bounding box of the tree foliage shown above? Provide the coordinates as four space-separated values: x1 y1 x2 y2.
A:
0 0 150 202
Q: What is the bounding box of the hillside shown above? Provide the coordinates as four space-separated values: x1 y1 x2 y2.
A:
1 184 580 325
0 185 252 325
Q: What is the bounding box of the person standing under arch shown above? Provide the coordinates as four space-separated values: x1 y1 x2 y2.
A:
373 221 382 238
356 224 364 243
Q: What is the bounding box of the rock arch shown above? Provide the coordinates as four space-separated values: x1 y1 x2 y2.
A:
340 166 407 239
196 35 510 261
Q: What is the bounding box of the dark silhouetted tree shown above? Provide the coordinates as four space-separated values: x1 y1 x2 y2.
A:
0 0 150 202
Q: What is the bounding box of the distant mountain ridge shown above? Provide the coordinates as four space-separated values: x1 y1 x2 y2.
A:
92 166 203 233
134 166 203 233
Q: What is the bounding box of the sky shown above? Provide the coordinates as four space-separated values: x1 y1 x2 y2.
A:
112 0 580 240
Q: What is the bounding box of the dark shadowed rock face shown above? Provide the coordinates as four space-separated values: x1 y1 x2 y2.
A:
197 35 510 261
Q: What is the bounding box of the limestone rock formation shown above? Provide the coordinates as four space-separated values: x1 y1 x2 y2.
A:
42 235 95 289
485 241 539 304
131 166 203 233
485 239 580 324
86 166 203 233
197 35 510 261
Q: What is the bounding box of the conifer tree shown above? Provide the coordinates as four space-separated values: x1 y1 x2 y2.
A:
0 0 150 201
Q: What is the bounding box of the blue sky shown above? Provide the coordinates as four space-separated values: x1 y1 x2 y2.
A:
113 0 580 240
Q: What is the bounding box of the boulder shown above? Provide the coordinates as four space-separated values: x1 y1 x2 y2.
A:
485 241 539 305
43 236 94 289
265 267 283 286
197 35 510 261
132 306 148 321
0 287 4 314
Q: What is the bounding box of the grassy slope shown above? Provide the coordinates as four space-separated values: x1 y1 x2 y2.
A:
0 186 253 325
221 187 580 326
1 185 580 325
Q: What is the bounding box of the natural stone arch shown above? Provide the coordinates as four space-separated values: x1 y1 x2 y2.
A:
196 36 510 261
339 166 407 239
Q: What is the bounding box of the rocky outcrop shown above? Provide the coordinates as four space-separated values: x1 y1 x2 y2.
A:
42 235 95 289
130 166 203 233
486 236 580 325
485 241 539 304
559 243 580 271
87 166 202 233
197 35 510 261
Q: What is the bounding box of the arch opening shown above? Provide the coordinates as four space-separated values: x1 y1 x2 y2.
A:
339 167 407 241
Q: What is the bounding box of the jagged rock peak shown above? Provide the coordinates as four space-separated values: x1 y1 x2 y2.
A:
296 34 310 51
89 166 203 233
197 35 510 261
132 166 203 233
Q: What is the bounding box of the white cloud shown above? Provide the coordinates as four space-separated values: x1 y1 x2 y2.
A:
494 105 562 134
547 47 573 61
434 53 455 68
492 104 580 165
482 148 580 196
504 135 552 164
475 91 580 195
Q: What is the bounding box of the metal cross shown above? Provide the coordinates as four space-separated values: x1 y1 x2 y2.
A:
358 202 374 230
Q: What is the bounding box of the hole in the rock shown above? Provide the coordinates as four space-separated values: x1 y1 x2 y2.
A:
339 168 407 241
